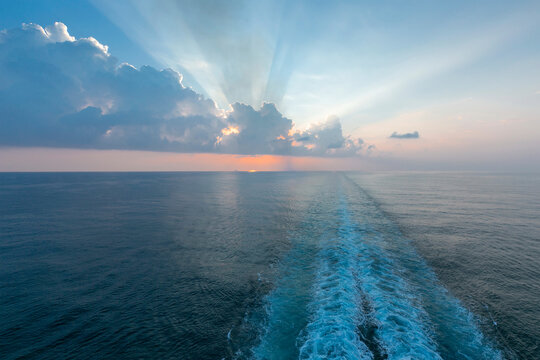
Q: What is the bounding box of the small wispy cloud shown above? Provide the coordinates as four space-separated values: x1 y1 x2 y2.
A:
389 131 419 139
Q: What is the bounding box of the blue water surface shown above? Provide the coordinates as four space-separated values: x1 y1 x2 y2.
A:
1 172 538 359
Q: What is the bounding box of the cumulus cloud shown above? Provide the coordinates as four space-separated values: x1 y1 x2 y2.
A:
389 131 419 139
0 22 363 156
292 116 363 156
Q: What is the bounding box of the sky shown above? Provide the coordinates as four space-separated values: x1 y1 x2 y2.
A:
0 0 539 171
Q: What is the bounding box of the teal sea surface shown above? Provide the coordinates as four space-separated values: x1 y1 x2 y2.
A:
0 172 538 359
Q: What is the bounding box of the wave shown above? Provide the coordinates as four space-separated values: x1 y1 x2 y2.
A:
297 200 373 359
344 176 503 360
340 199 442 359
238 175 503 359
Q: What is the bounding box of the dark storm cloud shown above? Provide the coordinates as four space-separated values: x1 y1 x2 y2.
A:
0 22 363 156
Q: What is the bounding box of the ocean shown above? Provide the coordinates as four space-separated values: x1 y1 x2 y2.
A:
0 172 538 359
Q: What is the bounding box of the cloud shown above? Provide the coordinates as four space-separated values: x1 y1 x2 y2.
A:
389 131 419 139
292 116 364 156
0 22 363 157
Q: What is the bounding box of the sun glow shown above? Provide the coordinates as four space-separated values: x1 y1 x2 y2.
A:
221 125 240 136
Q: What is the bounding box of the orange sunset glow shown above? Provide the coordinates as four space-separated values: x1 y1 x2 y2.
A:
0 148 371 172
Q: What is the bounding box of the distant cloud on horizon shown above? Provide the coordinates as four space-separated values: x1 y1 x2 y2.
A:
389 131 420 139
0 22 364 157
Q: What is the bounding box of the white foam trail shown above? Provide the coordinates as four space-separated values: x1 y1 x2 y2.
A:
297 218 373 359
340 199 443 359
344 176 505 359
243 175 503 359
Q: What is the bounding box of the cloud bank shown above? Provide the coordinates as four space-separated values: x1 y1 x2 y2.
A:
0 22 363 156
389 131 419 139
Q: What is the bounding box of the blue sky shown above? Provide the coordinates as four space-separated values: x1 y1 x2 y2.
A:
0 0 539 170
0 0 156 68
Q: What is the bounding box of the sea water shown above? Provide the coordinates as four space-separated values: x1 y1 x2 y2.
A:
0 172 538 359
